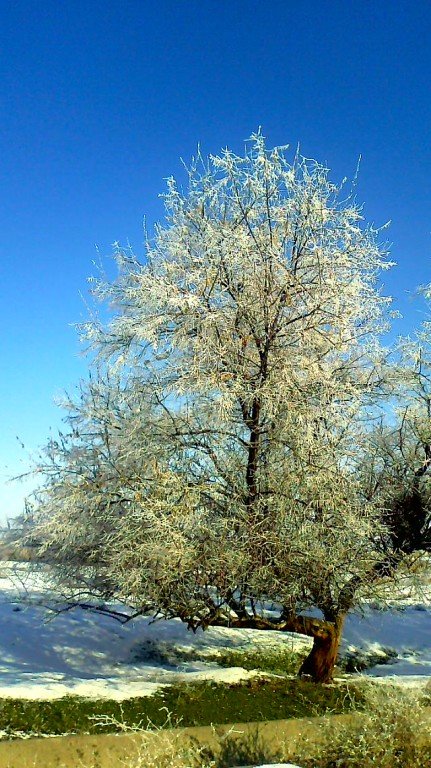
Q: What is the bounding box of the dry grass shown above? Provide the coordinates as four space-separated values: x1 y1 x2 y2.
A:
90 684 431 768
0 684 430 767
294 683 431 768
77 712 283 768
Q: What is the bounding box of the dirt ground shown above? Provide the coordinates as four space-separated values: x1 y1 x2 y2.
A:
1 708 430 768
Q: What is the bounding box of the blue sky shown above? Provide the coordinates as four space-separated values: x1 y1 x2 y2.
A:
1 0 431 521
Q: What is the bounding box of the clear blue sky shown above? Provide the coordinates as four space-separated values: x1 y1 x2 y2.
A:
1 0 431 521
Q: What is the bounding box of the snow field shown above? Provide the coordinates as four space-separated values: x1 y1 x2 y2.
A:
0 562 429 699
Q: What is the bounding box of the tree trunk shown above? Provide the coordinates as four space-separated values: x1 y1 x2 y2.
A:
299 615 345 683
207 610 346 684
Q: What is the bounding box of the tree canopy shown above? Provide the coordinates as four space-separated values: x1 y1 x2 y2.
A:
16 134 431 682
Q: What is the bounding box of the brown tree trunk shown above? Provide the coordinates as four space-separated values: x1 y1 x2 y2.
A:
207 610 346 684
299 615 345 683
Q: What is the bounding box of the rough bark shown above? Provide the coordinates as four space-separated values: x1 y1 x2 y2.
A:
299 614 345 683
206 610 345 684
245 396 261 510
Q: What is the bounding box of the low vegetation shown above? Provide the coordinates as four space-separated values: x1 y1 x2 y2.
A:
109 687 431 768
295 683 431 768
130 638 310 676
105 724 286 768
338 645 399 673
1 683 428 768
0 677 361 739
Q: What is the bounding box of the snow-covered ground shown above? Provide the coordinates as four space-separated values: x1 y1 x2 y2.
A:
0 562 429 699
343 603 431 679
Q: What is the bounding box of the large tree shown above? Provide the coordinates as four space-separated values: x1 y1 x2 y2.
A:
18 134 429 683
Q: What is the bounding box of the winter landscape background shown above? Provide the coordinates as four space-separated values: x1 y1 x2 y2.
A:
0 562 428 702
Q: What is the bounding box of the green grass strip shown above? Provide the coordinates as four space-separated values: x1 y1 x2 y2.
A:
0 677 363 739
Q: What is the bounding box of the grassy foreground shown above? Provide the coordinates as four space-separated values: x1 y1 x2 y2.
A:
0 684 429 768
0 676 361 738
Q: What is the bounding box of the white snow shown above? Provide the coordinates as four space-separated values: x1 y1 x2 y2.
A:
0 563 309 700
0 562 429 699
342 603 431 679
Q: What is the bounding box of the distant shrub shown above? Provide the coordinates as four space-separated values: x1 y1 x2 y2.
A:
339 645 398 673
129 638 308 676
0 543 37 562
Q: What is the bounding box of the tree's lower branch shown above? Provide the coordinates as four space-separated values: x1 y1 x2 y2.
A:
43 602 145 624
206 610 334 640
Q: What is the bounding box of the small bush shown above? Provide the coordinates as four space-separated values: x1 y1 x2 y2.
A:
207 646 308 676
128 638 308 676
198 726 283 767
294 683 431 768
339 645 398 673
78 720 286 768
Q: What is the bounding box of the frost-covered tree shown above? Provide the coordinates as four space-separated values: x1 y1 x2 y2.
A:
362 336 431 562
18 134 415 683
